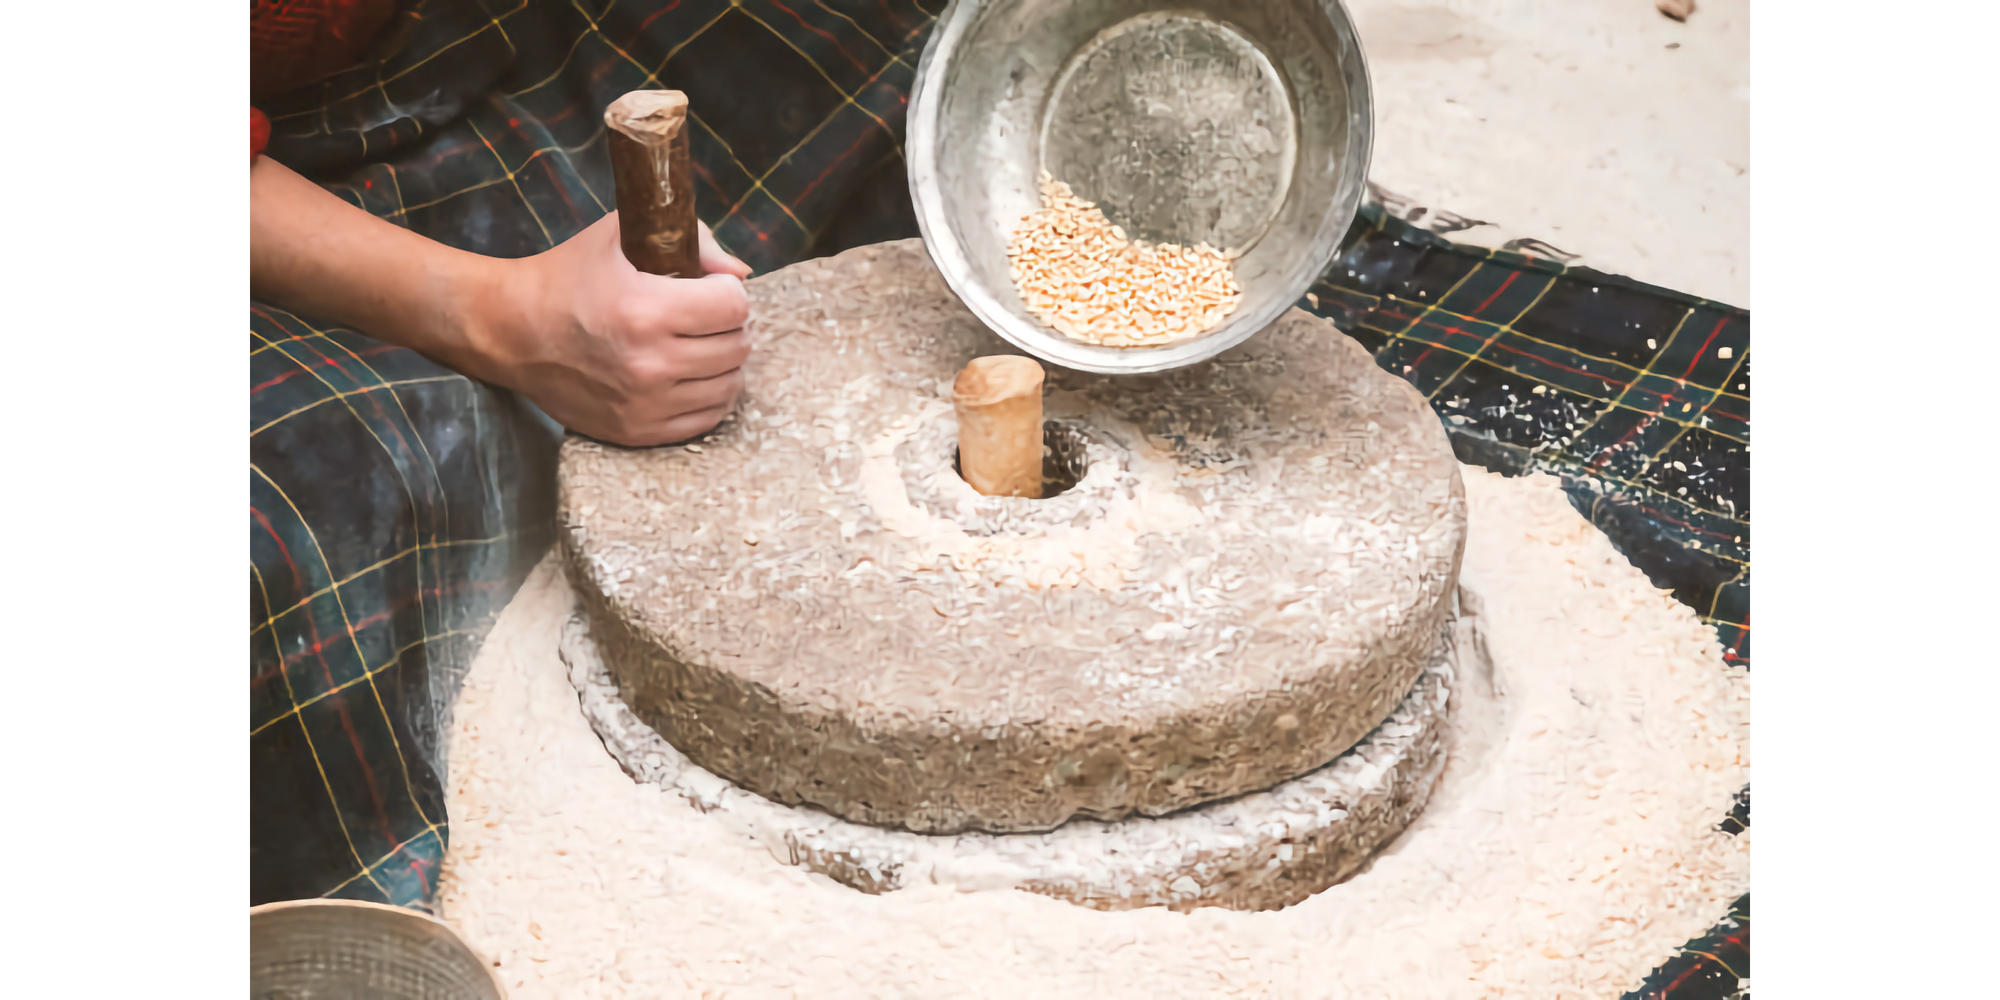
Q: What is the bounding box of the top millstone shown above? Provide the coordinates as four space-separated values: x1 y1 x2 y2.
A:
559 239 1466 835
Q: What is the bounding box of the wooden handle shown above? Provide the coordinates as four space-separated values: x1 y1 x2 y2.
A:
605 90 704 278
954 356 1046 499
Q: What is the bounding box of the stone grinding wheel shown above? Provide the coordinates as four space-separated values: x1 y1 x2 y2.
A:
562 607 1472 913
559 239 1467 835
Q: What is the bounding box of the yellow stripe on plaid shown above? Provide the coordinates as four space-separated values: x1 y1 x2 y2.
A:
252 463 440 833
252 534 513 639
250 558 393 898
253 629 475 737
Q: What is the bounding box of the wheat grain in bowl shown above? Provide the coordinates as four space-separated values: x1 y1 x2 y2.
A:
1006 173 1244 348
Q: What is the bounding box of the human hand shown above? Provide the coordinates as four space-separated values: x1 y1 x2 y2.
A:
468 212 755 446
253 158 753 446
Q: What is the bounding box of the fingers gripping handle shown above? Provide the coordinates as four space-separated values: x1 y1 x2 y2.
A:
605 90 705 279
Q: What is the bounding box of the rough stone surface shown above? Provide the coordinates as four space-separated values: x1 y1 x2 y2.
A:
558 239 1465 834
562 603 1470 912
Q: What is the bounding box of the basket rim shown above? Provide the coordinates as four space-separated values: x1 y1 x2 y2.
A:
250 898 509 999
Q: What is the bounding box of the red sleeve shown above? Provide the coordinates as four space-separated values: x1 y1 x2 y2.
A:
250 1 399 164
252 1 401 101
252 107 272 164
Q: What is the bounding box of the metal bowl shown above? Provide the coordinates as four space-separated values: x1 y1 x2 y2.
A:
250 899 506 1000
908 0 1373 375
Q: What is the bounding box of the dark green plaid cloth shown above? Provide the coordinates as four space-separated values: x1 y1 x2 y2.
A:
249 1 1747 994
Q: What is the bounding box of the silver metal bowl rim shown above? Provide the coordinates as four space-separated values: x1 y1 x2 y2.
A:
250 898 509 998
908 0 1374 375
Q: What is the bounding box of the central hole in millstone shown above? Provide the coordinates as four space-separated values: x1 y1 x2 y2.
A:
954 421 1088 498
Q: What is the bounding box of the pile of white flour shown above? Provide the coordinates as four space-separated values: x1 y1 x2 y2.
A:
436 467 1750 998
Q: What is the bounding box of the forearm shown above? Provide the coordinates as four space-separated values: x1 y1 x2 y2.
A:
250 154 754 445
250 157 511 378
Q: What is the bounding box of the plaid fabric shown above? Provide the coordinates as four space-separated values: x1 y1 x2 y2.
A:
250 307 559 906
1305 206 1751 999
263 0 929 269
1311 202 1750 667
249 2 1748 994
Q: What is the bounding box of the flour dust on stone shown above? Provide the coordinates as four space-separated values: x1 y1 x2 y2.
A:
436 467 1750 999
